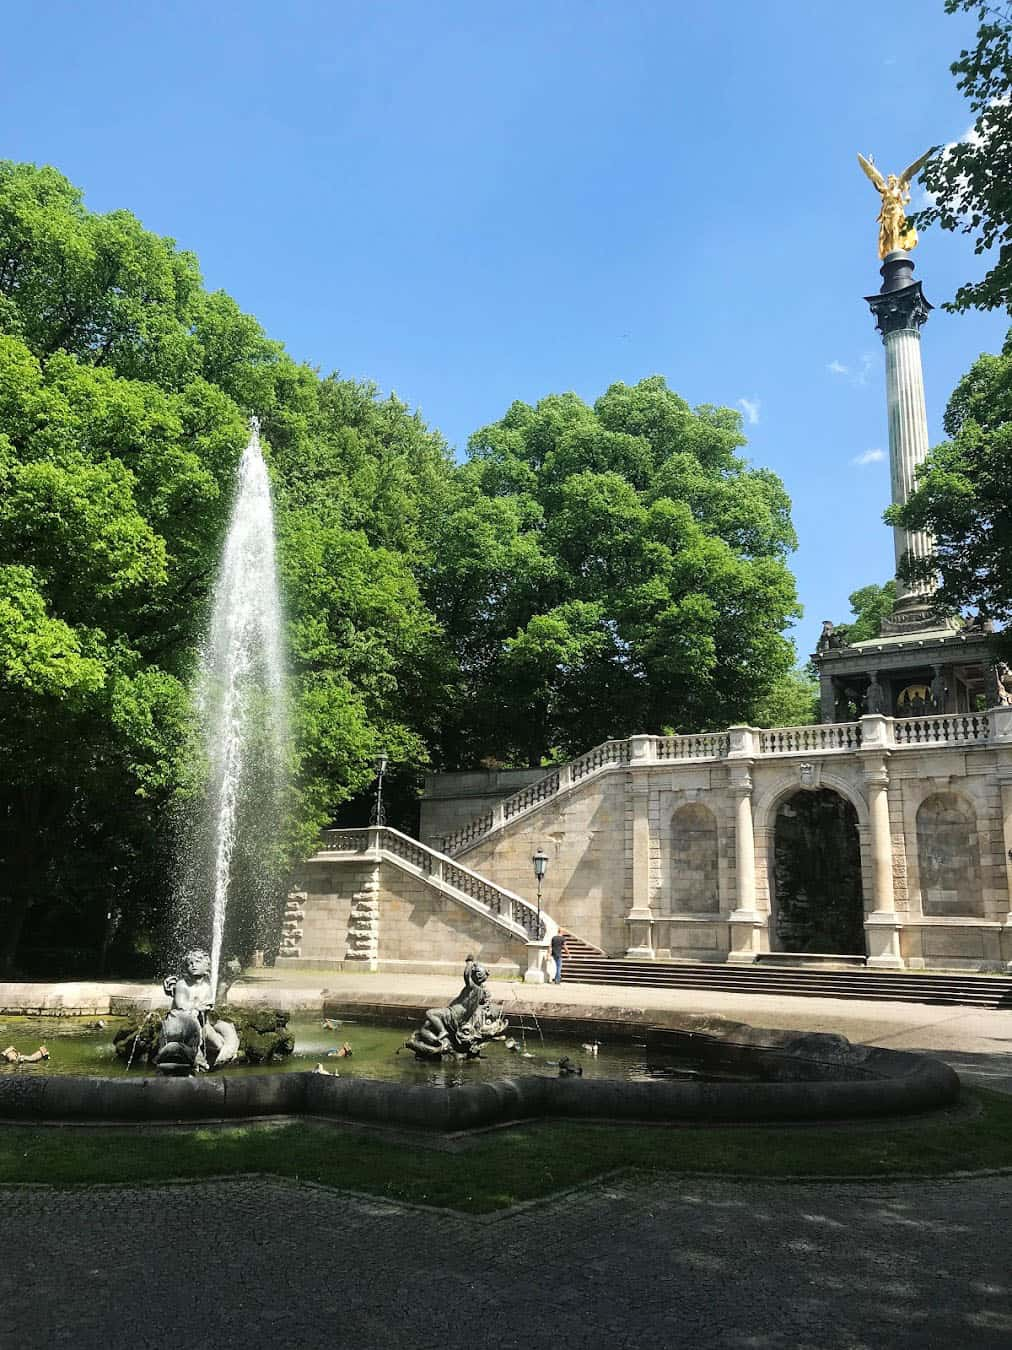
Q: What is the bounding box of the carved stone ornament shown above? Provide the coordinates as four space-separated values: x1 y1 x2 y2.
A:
798 761 821 790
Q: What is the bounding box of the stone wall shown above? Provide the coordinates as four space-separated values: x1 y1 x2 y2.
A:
279 855 527 976
461 772 630 955
419 768 546 846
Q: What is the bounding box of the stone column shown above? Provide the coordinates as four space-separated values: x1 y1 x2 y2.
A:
860 747 903 969
866 252 938 631
992 710 1012 967
726 727 763 963
625 775 654 958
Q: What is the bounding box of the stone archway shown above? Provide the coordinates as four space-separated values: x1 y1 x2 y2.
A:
772 789 865 955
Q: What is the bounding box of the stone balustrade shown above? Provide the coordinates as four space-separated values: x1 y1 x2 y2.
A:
319 825 551 943
438 710 1005 857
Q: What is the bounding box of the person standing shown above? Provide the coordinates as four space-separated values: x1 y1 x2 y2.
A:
549 931 566 984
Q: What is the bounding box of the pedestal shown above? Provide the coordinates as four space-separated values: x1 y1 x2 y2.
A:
523 940 551 983
727 911 765 963
865 912 904 969
625 912 655 959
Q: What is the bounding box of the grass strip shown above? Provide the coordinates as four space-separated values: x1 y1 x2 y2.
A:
2 1090 1010 1213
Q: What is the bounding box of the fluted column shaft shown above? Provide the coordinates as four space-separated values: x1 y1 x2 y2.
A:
884 326 934 601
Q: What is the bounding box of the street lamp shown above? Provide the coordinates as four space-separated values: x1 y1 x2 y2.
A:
531 848 548 936
371 750 389 827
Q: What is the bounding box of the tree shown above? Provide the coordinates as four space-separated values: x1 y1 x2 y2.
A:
890 334 1012 641
0 162 457 972
750 669 820 728
426 377 802 766
911 1 1012 312
830 581 897 645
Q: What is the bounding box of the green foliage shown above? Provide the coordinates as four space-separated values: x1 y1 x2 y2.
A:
427 376 801 765
830 580 897 645
750 669 820 728
0 162 454 973
891 333 1012 636
910 2 1012 312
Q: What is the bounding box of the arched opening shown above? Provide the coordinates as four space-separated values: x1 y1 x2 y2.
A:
772 789 865 955
916 792 984 916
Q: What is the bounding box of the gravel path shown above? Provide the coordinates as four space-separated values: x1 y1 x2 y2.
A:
3 1172 1010 1350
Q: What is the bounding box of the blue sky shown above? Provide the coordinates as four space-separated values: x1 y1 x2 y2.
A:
3 1 1007 661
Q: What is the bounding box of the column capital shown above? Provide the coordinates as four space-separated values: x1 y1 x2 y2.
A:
860 753 890 790
865 255 932 338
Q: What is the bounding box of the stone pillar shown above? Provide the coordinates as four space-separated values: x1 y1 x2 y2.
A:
860 750 903 969
866 252 938 632
726 731 763 963
625 776 654 958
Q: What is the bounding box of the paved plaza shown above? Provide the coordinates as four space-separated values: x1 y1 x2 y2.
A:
4 971 1012 1348
3 1171 1011 1350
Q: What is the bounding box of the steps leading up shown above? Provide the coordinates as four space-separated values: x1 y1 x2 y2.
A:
558 954 1012 1009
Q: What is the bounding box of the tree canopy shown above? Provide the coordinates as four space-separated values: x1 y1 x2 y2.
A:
912 1 1012 312
426 377 801 766
891 331 1012 643
0 162 452 972
0 161 806 972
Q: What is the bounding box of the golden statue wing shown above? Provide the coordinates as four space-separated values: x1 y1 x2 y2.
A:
857 153 886 190
898 147 935 187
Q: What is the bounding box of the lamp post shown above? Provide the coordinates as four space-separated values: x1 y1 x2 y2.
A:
371 750 389 827
531 848 548 937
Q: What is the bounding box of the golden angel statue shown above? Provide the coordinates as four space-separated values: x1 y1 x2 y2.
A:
857 150 933 258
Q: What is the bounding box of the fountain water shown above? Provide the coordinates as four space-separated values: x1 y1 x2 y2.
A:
183 416 288 994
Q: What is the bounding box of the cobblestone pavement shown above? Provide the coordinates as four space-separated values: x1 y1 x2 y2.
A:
3 1173 1011 1350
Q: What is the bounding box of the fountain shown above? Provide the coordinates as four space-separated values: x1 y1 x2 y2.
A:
157 416 288 1074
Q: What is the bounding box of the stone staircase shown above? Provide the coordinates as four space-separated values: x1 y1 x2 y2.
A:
557 952 1012 1009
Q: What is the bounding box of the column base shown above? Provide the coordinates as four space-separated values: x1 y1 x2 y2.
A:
625 911 654 959
727 910 766 962
865 912 904 969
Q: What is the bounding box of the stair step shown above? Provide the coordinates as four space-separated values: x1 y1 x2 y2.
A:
555 954 1011 1008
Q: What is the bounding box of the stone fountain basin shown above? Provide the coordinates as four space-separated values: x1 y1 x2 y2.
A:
0 1013 958 1130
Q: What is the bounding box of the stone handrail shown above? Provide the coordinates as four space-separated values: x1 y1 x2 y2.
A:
320 825 550 941
436 709 1005 857
758 722 863 755
657 732 731 761
893 712 989 746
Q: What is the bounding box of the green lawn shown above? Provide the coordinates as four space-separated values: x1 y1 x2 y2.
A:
2 1090 1010 1212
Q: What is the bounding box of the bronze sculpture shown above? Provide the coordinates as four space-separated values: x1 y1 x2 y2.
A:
406 955 508 1059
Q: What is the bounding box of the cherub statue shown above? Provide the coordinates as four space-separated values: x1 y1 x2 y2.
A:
857 149 934 258
154 948 240 1074
406 955 507 1059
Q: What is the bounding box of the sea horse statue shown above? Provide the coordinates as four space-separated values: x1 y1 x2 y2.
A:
406 956 508 1059
154 948 240 1075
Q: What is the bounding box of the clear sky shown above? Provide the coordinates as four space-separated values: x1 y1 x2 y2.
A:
3 1 1007 662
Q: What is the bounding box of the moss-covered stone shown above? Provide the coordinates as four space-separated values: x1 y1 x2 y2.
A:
113 1013 164 1062
112 1005 294 1067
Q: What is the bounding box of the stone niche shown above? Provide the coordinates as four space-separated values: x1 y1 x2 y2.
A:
667 803 720 914
916 792 984 917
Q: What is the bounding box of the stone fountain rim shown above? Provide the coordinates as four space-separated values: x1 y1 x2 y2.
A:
0 1010 959 1129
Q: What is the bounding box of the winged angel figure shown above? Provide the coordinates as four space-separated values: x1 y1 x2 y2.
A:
857 149 934 259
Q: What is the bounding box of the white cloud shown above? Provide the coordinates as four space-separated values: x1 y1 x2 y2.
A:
826 352 875 387
738 397 760 426
851 448 886 466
